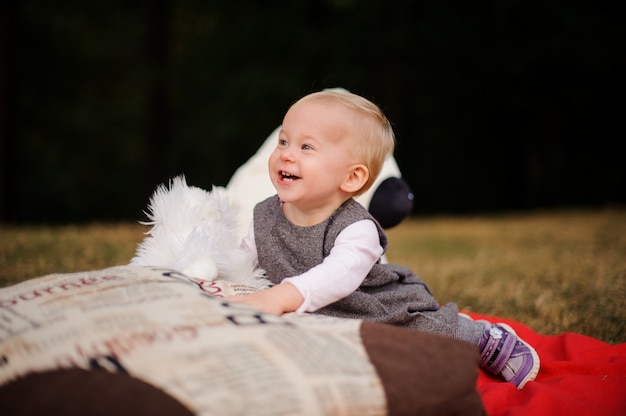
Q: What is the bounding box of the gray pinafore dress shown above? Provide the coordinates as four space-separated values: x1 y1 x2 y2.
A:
253 195 482 344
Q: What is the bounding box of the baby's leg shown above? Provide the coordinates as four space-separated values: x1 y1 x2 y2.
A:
404 302 484 343
425 311 540 389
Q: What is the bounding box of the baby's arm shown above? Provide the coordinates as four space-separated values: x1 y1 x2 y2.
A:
228 219 383 315
283 219 383 312
226 282 304 316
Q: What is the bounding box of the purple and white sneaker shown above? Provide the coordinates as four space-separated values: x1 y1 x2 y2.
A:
478 321 540 389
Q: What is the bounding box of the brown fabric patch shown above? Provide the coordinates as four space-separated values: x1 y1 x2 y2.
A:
0 369 194 416
361 321 486 416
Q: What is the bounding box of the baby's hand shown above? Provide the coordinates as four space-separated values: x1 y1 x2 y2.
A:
226 283 304 316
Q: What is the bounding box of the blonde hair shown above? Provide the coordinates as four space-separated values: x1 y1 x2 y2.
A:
295 89 396 196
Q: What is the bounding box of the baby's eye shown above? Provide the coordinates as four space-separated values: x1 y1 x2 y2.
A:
278 139 288 147
301 144 312 150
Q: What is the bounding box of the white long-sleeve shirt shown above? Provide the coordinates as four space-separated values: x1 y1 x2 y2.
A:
241 219 384 313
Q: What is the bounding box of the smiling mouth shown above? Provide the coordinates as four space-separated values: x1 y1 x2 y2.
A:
280 171 301 182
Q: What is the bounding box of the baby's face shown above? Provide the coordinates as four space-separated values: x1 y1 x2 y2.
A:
269 100 362 214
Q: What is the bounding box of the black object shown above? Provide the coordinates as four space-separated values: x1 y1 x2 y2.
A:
368 177 414 229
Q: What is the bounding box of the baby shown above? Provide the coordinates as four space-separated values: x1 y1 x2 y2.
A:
228 89 540 389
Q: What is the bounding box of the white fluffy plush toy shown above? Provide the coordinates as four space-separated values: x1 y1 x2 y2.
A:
130 175 271 289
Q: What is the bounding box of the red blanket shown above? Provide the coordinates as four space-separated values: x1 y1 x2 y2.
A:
468 313 626 415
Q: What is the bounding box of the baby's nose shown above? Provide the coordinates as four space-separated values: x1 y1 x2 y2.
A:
280 147 295 161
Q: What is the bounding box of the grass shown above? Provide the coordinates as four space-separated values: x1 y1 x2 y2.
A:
1 208 624 344
385 208 626 344
0 223 145 288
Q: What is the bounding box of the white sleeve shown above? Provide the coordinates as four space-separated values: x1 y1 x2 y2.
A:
240 221 257 256
283 219 384 313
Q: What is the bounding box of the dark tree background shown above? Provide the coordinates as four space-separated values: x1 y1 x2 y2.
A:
1 0 624 223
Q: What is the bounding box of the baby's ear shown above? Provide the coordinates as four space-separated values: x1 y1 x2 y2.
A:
341 164 369 194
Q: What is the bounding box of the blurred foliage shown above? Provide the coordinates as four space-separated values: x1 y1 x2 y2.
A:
2 0 625 223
